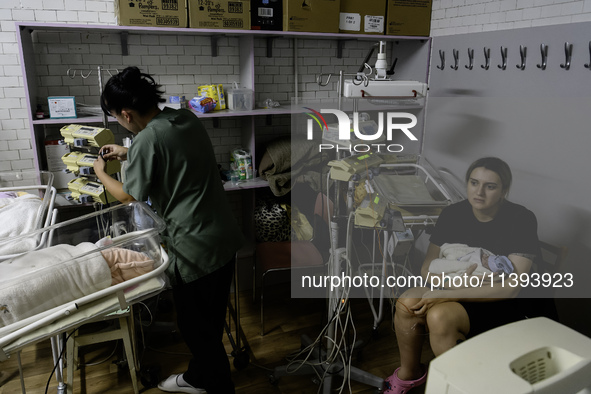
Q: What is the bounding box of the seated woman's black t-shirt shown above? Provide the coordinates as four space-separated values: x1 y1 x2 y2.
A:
428 199 544 337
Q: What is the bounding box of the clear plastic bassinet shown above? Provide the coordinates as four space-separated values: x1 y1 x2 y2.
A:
0 201 169 358
0 170 57 260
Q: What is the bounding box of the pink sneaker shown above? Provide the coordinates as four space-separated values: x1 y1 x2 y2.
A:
383 366 427 394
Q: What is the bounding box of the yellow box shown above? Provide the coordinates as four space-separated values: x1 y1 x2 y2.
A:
283 0 340 33
339 0 386 35
116 0 188 28
385 0 432 37
197 84 226 110
188 0 250 29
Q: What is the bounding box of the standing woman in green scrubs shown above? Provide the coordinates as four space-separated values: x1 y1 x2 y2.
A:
94 66 244 394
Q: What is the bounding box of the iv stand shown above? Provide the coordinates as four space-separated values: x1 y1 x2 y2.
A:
270 69 384 393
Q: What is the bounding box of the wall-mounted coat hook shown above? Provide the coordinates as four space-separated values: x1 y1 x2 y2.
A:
316 73 332 86
450 49 459 70
437 50 445 70
560 42 573 70
498 46 508 70
481 47 490 70
585 41 591 69
537 44 548 70
516 45 527 70
465 48 474 70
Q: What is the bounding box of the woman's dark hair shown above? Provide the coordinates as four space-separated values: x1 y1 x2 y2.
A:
465 157 512 192
100 66 165 116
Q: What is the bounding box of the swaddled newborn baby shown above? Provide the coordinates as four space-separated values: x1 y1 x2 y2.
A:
0 242 154 328
478 249 514 275
429 243 515 278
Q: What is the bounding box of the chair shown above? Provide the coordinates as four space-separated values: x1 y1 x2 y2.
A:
537 240 568 275
522 241 568 322
254 192 333 336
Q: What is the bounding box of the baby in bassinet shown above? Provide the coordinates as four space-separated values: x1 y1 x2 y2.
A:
0 243 154 329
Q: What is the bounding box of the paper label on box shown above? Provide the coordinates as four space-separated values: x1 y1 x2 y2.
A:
258 7 273 17
365 15 384 33
162 0 180 10
339 12 360 31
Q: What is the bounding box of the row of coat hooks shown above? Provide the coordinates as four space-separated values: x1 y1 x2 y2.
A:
437 41 591 71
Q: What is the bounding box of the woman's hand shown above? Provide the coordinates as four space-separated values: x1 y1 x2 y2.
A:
410 290 451 316
93 155 107 176
100 144 128 161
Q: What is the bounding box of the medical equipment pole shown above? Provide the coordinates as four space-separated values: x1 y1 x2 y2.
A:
50 335 67 394
97 66 108 129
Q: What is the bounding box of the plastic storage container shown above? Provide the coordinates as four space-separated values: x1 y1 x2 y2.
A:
227 82 254 111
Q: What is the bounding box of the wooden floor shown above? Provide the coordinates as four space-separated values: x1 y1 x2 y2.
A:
0 285 434 394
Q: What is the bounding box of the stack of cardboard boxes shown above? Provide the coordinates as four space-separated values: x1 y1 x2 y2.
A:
116 0 432 36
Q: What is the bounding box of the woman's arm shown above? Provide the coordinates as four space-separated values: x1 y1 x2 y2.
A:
93 156 136 204
420 243 441 281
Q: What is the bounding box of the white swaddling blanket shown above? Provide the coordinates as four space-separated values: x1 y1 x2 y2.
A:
0 242 111 328
429 243 494 277
0 193 44 256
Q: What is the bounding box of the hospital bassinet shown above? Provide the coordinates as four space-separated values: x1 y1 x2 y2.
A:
0 202 169 370
0 170 57 260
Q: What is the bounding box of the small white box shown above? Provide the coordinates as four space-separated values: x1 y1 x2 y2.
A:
48 96 77 119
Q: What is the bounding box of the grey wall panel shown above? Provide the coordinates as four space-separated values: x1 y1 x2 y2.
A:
425 22 591 334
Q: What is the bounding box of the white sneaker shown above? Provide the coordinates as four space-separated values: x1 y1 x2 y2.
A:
157 373 207 394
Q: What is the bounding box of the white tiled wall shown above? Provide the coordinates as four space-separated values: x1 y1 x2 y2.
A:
2 0 591 171
431 0 591 36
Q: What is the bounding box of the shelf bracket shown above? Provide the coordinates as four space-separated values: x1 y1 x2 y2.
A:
266 37 275 58
120 32 129 56
337 40 346 59
211 35 218 57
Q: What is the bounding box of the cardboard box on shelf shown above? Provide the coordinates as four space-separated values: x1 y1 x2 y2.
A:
283 0 340 33
385 0 432 37
339 0 386 35
188 0 250 29
116 0 188 28
251 0 282 30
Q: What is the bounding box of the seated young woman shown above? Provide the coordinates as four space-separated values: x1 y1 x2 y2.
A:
384 157 541 394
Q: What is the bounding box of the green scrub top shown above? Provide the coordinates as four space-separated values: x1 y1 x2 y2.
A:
123 107 244 284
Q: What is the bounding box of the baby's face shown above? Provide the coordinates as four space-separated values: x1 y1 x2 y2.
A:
480 249 491 270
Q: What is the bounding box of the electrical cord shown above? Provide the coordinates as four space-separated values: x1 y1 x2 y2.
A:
283 211 358 394
81 341 118 367
45 329 78 394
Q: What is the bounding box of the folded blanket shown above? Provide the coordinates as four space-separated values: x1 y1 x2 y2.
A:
0 243 111 328
0 193 44 256
259 137 327 197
